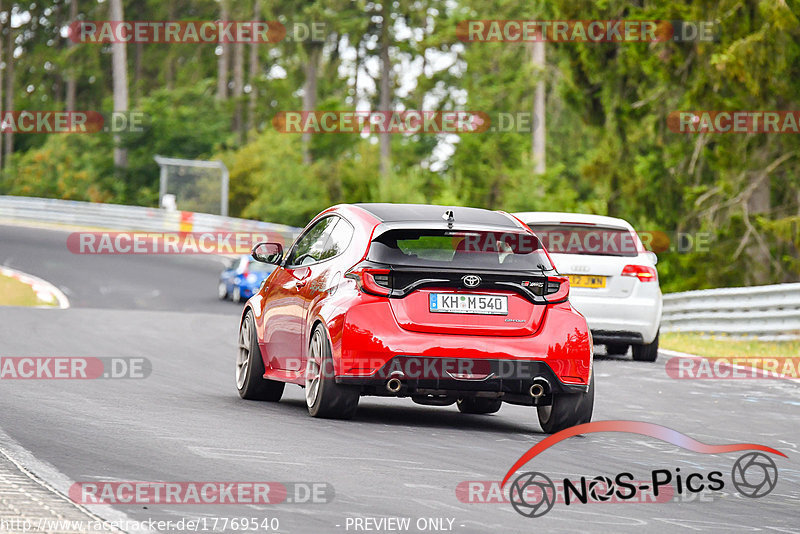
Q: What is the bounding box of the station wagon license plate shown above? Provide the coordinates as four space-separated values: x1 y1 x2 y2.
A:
568 275 607 288
429 293 508 315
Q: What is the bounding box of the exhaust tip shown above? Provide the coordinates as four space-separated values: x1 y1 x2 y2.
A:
386 378 403 394
529 383 545 398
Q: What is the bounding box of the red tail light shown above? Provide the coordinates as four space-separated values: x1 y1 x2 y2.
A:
621 265 657 282
345 267 391 296
544 275 570 302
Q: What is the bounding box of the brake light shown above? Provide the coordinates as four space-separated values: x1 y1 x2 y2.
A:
345 267 391 296
544 275 569 302
622 265 657 282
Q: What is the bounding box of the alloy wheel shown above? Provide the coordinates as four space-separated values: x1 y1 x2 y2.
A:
236 317 251 390
305 329 323 407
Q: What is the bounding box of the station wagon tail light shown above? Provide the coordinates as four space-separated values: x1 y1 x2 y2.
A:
345 266 391 296
622 265 657 282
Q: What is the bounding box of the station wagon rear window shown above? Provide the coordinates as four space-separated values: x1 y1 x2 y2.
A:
528 224 642 257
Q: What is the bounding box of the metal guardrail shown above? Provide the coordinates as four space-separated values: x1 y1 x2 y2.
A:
662 283 800 339
0 195 300 247
4 195 798 338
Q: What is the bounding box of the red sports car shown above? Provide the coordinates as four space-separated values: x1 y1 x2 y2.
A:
236 203 594 432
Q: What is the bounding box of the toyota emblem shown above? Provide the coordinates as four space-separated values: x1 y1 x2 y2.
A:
462 275 482 288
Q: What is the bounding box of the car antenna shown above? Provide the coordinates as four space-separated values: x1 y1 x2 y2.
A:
442 209 455 228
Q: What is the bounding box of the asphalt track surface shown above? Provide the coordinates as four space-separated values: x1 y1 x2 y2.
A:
1 224 798 534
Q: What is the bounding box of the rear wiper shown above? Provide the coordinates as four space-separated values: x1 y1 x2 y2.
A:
527 264 555 273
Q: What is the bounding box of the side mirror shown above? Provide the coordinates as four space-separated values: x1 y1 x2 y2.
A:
252 242 284 265
646 251 658 265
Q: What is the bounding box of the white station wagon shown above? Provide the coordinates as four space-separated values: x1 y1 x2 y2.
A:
515 212 662 361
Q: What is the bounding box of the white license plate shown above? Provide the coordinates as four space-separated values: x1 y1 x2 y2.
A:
429 293 508 315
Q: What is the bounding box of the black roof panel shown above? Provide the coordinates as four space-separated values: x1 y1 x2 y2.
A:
354 203 518 228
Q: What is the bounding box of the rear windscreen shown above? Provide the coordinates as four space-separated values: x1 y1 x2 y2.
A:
528 224 641 257
367 229 554 271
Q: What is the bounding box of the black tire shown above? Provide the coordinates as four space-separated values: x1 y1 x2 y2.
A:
457 397 502 414
305 324 360 419
537 377 594 434
605 343 629 356
232 285 242 303
236 312 285 401
632 330 659 362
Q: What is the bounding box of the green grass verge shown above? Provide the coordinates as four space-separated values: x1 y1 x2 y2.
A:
0 272 58 307
661 332 800 360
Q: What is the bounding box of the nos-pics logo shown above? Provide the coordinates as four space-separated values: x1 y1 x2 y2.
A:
502 421 784 518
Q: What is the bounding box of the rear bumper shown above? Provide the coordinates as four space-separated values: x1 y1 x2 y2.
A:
336 356 589 395
569 293 661 344
591 330 644 345
335 297 593 389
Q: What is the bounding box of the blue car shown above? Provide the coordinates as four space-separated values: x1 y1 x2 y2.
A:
218 255 277 303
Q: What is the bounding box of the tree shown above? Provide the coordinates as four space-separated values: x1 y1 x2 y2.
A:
232 37 244 140
109 0 128 169
4 13 13 162
301 40 322 164
0 0 4 169
377 1 392 182
65 0 78 111
246 0 261 137
530 41 545 174
216 0 230 100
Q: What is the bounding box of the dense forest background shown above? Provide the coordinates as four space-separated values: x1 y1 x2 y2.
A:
0 0 799 292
